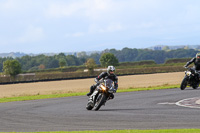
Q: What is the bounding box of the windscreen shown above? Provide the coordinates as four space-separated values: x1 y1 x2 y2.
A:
104 79 114 89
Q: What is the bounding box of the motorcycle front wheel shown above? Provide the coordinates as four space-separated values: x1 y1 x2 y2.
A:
180 77 188 90
93 93 106 111
86 101 94 110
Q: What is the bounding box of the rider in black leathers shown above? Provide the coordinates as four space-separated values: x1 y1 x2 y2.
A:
87 66 118 99
184 53 200 81
184 53 200 71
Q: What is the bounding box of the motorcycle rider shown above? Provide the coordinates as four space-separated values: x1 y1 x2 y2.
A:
184 53 200 80
86 65 118 99
184 53 200 71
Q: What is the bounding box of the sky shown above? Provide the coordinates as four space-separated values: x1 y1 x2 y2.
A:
1 0 200 54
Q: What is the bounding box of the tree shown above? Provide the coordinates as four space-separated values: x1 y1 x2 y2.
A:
77 51 87 58
59 58 67 68
3 60 21 76
46 58 59 68
184 46 189 49
163 46 170 51
38 64 45 70
55 53 66 60
0 57 12 72
121 47 138 62
89 53 101 64
99 53 119 67
66 55 81 66
85 58 97 74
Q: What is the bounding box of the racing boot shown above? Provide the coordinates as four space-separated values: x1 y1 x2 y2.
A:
86 85 96 96
108 93 114 100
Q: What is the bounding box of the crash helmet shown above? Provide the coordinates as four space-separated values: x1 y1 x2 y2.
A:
196 53 200 61
107 66 115 75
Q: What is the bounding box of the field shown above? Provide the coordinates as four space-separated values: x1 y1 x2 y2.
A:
0 72 184 98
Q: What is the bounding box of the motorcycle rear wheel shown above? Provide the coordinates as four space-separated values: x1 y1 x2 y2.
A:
180 77 188 90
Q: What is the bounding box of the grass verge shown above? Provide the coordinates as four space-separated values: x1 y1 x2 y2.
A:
0 84 180 103
3 129 200 133
118 84 179 93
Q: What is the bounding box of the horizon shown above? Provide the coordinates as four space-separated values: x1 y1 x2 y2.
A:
0 44 199 56
1 0 200 53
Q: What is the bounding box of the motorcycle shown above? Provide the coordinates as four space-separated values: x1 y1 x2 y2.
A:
86 79 116 111
180 67 200 90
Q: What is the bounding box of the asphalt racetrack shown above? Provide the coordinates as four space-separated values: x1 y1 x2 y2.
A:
1 88 200 132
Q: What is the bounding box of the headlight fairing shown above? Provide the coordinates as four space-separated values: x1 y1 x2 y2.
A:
100 84 107 91
186 71 191 76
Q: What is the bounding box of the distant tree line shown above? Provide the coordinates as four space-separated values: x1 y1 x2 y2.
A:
107 47 197 64
0 48 198 72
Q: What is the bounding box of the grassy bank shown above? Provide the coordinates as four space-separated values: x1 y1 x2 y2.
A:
2 129 200 133
0 84 179 103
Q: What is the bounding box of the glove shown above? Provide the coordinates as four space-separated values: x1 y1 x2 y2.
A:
184 65 187 68
108 88 116 93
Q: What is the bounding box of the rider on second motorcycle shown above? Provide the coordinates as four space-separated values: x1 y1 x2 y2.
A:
184 53 200 71
87 66 118 99
184 53 200 80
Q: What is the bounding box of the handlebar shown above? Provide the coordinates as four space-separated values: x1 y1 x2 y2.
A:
185 67 197 74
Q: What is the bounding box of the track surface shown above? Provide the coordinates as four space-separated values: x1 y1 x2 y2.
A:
1 88 200 132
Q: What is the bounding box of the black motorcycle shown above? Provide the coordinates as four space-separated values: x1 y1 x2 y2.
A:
86 79 116 111
180 67 200 90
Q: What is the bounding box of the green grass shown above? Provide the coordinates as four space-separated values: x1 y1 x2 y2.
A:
3 129 200 133
0 92 86 103
0 84 180 103
118 84 179 93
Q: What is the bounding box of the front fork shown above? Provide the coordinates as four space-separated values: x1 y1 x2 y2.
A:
89 90 99 106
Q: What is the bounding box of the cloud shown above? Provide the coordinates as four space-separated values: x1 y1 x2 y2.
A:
44 0 114 20
17 26 45 43
89 23 124 33
0 0 16 10
101 23 124 32
45 2 81 18
64 22 124 38
65 32 85 37
0 25 45 49
44 0 86 18
0 0 36 13
184 4 200 22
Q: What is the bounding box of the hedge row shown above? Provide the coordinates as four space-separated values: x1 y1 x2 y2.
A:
0 65 185 84
119 60 156 66
165 58 190 64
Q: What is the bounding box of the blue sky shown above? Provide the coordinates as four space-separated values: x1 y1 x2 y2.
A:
1 0 200 53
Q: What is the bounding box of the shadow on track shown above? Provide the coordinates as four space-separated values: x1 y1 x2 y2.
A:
181 87 200 91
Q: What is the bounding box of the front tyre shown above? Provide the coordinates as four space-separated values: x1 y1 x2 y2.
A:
86 101 93 110
93 94 106 111
180 77 188 90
